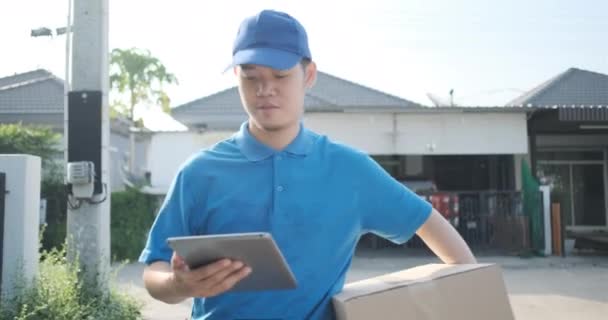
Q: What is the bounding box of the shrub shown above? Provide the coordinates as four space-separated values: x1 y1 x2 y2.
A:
0 245 142 320
111 188 158 262
40 180 68 252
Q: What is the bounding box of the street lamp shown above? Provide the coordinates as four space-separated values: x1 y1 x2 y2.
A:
30 0 111 288
30 0 73 195
30 25 71 174
30 27 53 37
30 26 72 38
56 27 69 36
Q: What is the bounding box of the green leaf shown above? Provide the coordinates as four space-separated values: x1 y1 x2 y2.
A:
109 47 178 123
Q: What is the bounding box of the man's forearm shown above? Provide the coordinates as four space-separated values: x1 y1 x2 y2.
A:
416 209 477 264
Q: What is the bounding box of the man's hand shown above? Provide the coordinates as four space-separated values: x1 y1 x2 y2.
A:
170 252 252 298
142 252 252 304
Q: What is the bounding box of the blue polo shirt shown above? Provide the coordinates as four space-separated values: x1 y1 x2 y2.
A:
140 121 432 320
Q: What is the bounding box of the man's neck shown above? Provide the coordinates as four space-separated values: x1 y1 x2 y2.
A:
248 121 300 151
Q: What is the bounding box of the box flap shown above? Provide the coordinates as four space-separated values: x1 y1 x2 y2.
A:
334 263 495 302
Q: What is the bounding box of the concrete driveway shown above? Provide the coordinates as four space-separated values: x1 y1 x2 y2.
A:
115 249 608 320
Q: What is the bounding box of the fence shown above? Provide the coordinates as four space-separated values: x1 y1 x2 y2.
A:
362 190 534 253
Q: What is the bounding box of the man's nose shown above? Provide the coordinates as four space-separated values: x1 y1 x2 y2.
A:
256 81 276 97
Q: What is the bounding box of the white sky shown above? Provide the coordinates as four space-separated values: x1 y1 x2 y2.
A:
2 0 608 111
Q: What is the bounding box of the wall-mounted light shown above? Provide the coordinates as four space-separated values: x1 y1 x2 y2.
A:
579 125 608 130
30 27 53 37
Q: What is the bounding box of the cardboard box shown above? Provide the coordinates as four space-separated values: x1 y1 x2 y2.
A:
333 264 514 320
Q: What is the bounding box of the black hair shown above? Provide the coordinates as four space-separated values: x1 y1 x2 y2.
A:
300 58 312 69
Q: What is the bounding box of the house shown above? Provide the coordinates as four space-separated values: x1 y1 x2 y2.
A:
141 71 534 250
508 67 608 233
95 66 607 249
0 69 147 192
150 71 528 193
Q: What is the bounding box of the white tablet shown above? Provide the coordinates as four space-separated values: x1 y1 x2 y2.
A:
166 232 297 292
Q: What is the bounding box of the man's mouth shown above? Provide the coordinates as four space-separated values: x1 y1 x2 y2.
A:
257 104 279 110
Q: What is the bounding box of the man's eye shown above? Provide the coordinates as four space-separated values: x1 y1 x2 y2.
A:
275 74 288 79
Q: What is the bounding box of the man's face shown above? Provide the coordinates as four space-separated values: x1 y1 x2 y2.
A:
236 62 316 132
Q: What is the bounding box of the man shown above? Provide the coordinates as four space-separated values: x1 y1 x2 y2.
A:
140 9 476 320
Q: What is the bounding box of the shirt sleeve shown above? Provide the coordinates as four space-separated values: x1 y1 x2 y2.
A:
138 163 203 265
358 155 432 244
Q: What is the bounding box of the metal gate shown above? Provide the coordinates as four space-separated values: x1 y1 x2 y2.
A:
361 190 533 253
0 172 6 293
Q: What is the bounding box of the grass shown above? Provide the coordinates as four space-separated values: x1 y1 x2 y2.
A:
0 244 142 320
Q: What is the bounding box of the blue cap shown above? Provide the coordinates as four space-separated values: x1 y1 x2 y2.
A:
228 10 311 71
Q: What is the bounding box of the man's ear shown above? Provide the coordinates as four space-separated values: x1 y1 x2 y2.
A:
304 62 317 89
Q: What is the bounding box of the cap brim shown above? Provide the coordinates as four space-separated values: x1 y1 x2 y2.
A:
223 47 302 73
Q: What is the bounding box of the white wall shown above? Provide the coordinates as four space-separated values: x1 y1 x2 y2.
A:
396 112 528 154
304 113 394 154
305 112 529 155
108 132 129 192
147 111 529 194
0 155 40 299
146 131 234 190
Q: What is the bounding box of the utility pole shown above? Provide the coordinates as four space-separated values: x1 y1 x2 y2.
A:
66 0 111 289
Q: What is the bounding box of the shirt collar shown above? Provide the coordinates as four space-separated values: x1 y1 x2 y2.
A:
234 121 316 162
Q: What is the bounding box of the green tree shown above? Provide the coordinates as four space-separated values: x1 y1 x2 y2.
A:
109 48 178 122
0 123 60 164
0 123 62 180
110 48 178 173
